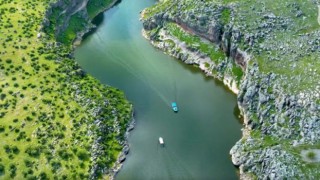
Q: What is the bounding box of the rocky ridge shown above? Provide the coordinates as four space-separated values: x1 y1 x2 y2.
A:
141 0 320 179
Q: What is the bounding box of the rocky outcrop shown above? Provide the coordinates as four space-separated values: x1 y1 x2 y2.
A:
42 0 91 39
44 0 90 37
42 0 120 45
142 6 248 70
142 0 320 179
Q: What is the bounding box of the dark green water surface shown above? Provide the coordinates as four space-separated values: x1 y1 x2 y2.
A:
75 0 242 179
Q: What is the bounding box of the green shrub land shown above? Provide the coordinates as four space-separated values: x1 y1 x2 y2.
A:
0 0 131 179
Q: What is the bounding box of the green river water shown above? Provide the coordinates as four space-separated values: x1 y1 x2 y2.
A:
75 0 242 179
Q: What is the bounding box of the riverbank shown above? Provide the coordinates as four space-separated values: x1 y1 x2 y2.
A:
141 27 241 94
141 0 320 179
0 0 132 179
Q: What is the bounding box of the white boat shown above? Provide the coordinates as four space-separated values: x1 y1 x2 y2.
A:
159 137 164 145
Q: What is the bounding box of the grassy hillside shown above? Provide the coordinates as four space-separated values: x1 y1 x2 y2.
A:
0 0 131 179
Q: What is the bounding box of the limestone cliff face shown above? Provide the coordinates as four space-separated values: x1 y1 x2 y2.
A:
142 0 320 179
42 0 90 40
42 0 120 45
142 8 248 70
43 0 90 37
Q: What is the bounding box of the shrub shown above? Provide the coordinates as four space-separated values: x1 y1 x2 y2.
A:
5 59 12 64
25 146 42 158
0 94 6 100
38 172 48 180
0 163 5 176
12 146 20 154
50 161 61 173
307 151 316 160
24 159 33 168
0 125 5 133
9 164 16 178
76 149 89 161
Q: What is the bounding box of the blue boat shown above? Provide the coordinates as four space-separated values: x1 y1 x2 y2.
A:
171 102 178 112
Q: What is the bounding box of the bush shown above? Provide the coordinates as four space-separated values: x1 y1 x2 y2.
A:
50 161 61 173
38 172 48 180
307 151 316 160
58 150 73 160
9 164 16 178
25 146 42 158
76 149 89 161
5 59 12 64
0 126 5 133
0 163 5 176
12 146 20 154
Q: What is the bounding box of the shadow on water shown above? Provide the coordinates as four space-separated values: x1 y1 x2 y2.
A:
175 57 235 89
82 1 123 41
234 104 244 124
92 12 105 26
82 14 104 40
172 54 243 125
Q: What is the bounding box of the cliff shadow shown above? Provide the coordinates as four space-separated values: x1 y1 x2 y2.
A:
82 13 105 41
82 0 122 41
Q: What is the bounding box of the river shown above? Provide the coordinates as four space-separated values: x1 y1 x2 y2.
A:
74 0 242 179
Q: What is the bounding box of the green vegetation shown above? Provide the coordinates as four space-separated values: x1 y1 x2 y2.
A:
307 151 316 160
142 0 176 20
221 8 231 25
44 0 117 45
231 62 244 84
166 22 226 62
87 0 114 19
0 0 131 179
57 14 87 44
233 0 320 94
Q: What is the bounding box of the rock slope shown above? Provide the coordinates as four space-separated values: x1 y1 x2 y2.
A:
141 0 320 179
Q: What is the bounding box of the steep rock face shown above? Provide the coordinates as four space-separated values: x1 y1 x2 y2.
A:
142 0 320 179
42 0 90 38
142 5 247 70
42 0 120 45
45 0 90 37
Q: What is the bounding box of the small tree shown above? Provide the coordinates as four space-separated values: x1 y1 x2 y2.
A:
0 163 5 176
307 151 316 160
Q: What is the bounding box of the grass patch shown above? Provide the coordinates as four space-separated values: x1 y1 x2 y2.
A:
57 14 86 44
221 8 231 24
87 0 115 19
232 63 244 84
307 151 316 160
166 22 226 62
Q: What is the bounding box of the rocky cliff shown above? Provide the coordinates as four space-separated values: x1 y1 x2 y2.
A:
42 0 120 45
142 0 320 179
